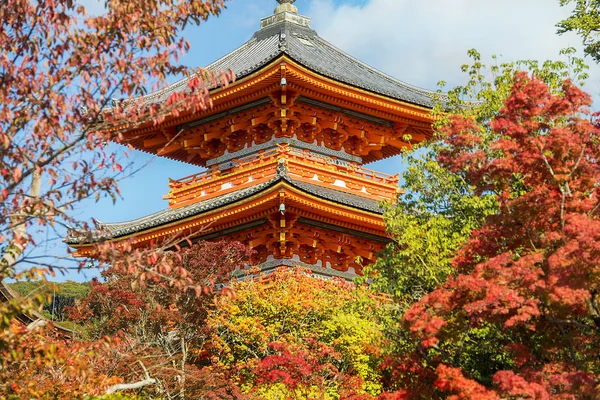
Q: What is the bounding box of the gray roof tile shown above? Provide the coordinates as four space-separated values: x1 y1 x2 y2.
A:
66 172 383 244
136 13 439 108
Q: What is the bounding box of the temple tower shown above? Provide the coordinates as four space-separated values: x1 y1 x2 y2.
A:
67 1 437 279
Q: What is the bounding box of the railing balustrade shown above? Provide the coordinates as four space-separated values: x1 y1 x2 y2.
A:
168 144 399 192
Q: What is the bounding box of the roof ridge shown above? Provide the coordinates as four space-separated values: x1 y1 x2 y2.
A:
66 171 383 244
108 7 445 110
309 34 438 99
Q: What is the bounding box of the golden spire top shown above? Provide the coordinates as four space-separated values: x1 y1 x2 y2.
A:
275 0 298 14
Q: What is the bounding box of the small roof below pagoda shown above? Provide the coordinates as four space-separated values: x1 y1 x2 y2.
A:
141 1 437 108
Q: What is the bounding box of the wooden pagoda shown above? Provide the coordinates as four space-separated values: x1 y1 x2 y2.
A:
67 0 437 279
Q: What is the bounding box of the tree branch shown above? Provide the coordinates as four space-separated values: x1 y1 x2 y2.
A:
105 378 156 395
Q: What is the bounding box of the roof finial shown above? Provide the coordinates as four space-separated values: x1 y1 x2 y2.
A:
275 0 298 14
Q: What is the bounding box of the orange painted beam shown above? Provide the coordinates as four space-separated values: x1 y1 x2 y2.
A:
71 181 387 257
110 55 434 166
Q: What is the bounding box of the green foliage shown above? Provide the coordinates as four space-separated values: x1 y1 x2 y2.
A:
9 280 90 299
9 280 90 322
365 49 590 307
558 0 600 64
363 148 497 303
438 48 589 124
207 268 390 398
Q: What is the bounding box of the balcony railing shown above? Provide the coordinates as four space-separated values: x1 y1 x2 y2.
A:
169 144 399 191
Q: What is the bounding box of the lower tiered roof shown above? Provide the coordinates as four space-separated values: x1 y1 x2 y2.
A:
66 163 385 245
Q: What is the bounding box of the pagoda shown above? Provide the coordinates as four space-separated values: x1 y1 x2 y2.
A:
67 0 437 280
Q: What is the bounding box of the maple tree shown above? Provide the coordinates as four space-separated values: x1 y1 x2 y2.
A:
1 0 232 276
362 49 589 306
558 0 600 63
0 320 123 398
67 240 252 398
390 69 600 398
0 0 235 397
363 50 600 398
207 268 389 399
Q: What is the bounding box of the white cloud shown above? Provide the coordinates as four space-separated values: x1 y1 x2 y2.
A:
307 0 600 98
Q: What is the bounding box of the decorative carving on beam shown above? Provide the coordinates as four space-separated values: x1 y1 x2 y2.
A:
179 97 273 132
296 96 394 127
296 217 390 244
189 218 270 242
224 218 385 274
134 85 429 165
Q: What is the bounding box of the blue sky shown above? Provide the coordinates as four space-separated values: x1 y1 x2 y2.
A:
59 0 600 281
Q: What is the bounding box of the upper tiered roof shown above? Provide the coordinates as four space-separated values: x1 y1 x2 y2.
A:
65 163 385 245
112 0 440 167
141 0 437 109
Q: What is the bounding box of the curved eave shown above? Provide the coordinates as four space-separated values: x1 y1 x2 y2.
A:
119 56 435 166
68 178 387 254
125 54 435 134
117 27 442 115
280 55 435 120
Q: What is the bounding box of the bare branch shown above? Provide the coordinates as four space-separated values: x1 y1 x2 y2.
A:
105 378 157 395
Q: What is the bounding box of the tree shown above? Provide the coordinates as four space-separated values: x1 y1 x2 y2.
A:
361 146 497 305
68 241 253 399
1 0 232 277
558 0 600 64
362 49 589 307
207 268 389 399
0 0 234 396
398 71 600 398
0 320 127 398
9 280 90 322
364 50 597 398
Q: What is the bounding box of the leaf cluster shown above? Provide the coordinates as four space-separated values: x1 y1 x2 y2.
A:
66 240 252 399
399 68 600 397
207 268 391 398
558 0 600 63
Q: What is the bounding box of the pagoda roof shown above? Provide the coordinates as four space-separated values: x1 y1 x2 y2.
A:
139 6 437 109
66 171 384 245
